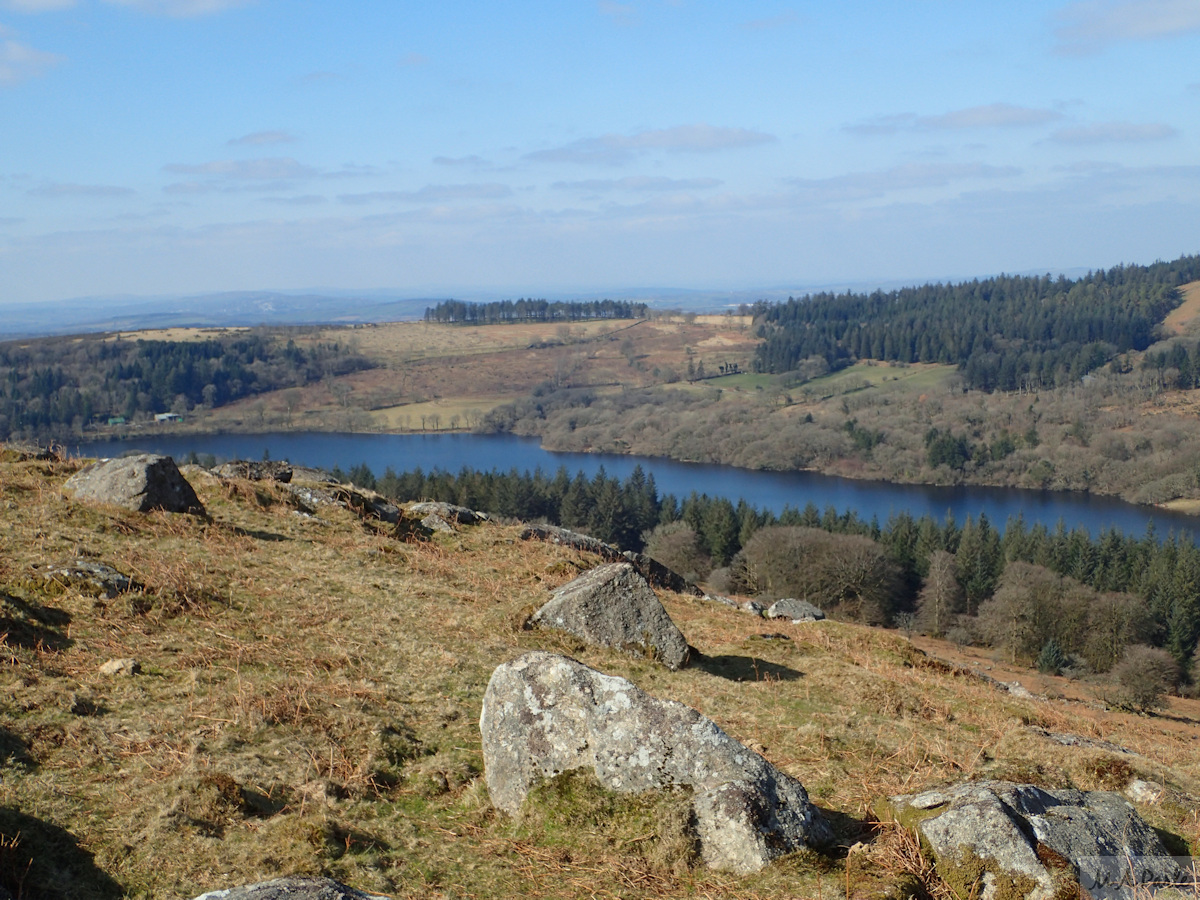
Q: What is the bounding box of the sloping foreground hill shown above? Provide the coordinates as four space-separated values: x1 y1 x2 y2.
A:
1 448 1197 899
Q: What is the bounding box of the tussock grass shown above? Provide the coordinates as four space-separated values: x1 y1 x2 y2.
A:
0 453 1197 897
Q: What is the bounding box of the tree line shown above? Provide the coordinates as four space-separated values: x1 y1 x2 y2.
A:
423 298 648 325
332 460 1200 687
0 332 372 441
754 254 1200 391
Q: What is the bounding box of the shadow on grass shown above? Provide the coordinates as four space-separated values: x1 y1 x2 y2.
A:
0 592 73 652
817 805 875 851
231 526 291 543
0 727 34 769
0 807 123 900
690 652 802 682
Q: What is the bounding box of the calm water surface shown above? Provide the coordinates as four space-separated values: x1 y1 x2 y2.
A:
76 431 1199 540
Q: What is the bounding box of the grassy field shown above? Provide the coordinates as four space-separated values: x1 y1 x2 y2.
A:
800 362 959 398
192 317 761 435
1 450 1197 899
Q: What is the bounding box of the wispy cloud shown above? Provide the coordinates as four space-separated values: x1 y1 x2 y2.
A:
1 0 75 11
433 155 490 168
259 194 326 206
228 130 296 147
28 182 136 198
101 0 253 16
1049 121 1178 143
846 103 1062 136
0 37 63 85
552 176 722 192
786 162 1020 204
598 1 635 25
164 157 318 180
337 183 513 205
527 125 776 166
1055 0 1200 53
739 12 797 30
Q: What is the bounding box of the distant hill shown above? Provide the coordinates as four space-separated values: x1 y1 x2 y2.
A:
0 291 440 338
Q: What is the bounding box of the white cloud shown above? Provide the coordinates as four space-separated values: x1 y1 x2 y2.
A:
28 182 135 198
337 183 513 205
786 162 1021 204
1055 0 1200 53
228 130 297 146
527 125 775 166
101 0 252 16
433 155 490 167
739 12 797 30
164 157 318 180
0 37 63 85
0 0 75 11
598 1 635 25
1050 122 1178 143
259 194 326 206
552 176 722 192
846 104 1062 136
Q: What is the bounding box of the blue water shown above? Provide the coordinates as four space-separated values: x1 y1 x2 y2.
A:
75 431 1199 540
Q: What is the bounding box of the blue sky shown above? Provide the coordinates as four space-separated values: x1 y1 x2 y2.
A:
1 0 1198 304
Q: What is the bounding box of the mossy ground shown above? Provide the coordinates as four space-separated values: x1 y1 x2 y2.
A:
0 451 1197 898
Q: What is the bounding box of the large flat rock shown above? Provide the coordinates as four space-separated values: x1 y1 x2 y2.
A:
480 651 833 873
65 454 204 514
887 781 1192 900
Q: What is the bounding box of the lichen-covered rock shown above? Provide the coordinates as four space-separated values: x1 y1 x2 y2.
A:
40 559 139 598
532 562 689 670
520 523 702 595
191 875 388 900
65 454 204 514
766 598 826 622
407 501 488 525
284 483 399 524
99 658 139 676
213 460 294 482
420 513 455 533
887 781 1190 900
480 651 833 873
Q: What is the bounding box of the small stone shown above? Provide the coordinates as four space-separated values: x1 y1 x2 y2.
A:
99 658 140 677
1125 779 1164 805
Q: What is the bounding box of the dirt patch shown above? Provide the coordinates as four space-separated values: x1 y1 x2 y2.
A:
1163 280 1200 334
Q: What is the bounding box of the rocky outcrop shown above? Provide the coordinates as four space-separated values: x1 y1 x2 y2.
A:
480 651 832 873
886 781 1191 900
65 454 204 515
519 524 701 595
766 598 826 622
285 483 400 524
532 562 689 670
191 876 388 900
213 460 294 482
406 501 489 525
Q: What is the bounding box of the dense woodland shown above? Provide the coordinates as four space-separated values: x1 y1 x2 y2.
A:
0 333 371 440
335 461 1200 692
423 298 648 324
754 256 1200 391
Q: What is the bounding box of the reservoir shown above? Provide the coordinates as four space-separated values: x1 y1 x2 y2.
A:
76 431 1198 540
